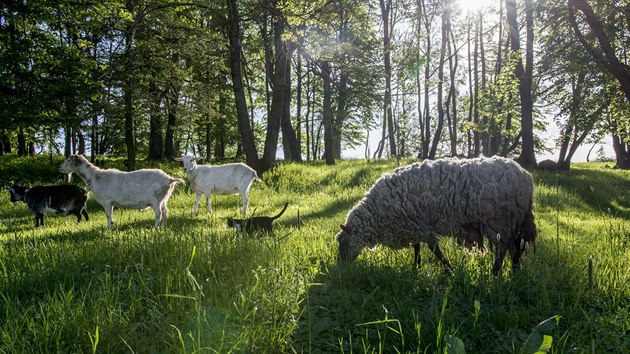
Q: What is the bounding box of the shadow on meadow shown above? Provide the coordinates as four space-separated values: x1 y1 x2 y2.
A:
291 236 625 353
534 168 630 218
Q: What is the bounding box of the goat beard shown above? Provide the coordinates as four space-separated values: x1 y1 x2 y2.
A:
67 173 73 183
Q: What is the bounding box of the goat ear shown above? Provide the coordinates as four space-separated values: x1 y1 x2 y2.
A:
340 224 352 234
192 157 200 162
174 157 183 161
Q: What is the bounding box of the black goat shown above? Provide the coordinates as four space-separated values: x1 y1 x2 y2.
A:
9 181 89 227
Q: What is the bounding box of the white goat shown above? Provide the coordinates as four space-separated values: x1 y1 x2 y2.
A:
175 156 260 215
60 155 184 229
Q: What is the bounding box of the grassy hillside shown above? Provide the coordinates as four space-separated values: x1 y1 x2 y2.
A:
0 156 628 353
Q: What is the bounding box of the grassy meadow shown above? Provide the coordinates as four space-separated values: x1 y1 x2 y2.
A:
0 155 628 353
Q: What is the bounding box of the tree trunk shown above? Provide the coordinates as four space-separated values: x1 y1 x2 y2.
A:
226 0 259 169
123 16 136 171
507 0 536 168
280 48 301 161
260 5 293 171
205 114 212 162
333 70 348 159
3 130 11 153
321 61 335 165
429 8 449 159
568 0 630 102
64 126 71 157
164 83 180 160
148 81 164 160
380 0 396 157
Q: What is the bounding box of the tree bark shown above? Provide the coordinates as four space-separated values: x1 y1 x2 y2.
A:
380 0 396 157
507 0 536 168
226 0 259 169
164 82 180 160
260 6 293 170
321 61 335 165
429 7 449 159
148 80 164 160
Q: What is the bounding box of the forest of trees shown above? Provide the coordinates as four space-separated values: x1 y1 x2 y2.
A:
1 0 629 173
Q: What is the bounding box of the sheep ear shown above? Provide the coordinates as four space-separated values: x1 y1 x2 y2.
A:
340 224 352 234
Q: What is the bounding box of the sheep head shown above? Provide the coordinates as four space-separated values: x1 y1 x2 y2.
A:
336 224 362 263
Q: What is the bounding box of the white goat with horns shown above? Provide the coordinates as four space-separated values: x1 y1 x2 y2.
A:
175 156 261 215
60 155 184 229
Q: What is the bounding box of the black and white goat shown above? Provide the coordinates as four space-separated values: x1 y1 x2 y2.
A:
8 181 89 227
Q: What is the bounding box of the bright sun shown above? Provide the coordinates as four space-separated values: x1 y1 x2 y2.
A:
455 0 497 13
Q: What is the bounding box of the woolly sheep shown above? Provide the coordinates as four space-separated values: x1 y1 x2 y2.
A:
175 156 261 215
336 156 537 275
537 159 559 171
59 155 184 229
9 181 89 227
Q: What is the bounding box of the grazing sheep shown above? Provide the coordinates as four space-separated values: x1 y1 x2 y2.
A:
537 159 559 171
175 156 261 215
59 155 184 229
336 156 536 275
8 181 89 227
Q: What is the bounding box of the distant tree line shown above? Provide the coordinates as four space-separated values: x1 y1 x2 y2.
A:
1 0 628 171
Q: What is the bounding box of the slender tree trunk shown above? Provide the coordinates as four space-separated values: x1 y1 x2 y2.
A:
467 18 473 157
2 131 11 154
296 49 303 158
226 0 259 169
64 126 71 157
164 84 180 160
380 0 396 157
429 7 449 159
333 71 348 159
148 81 164 160
261 6 293 170
507 0 536 168
205 113 212 161
321 61 335 165
447 20 458 157
280 46 301 161
123 22 136 171
473 14 480 157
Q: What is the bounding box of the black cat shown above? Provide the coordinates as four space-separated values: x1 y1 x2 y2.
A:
227 202 288 235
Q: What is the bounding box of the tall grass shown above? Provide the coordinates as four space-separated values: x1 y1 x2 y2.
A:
0 156 628 353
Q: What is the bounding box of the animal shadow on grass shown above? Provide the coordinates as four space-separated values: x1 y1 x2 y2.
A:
291 240 608 354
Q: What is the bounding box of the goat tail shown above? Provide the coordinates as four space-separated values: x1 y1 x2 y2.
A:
253 171 262 182
170 178 186 186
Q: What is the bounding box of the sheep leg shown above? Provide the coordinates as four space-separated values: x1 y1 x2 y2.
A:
413 244 421 266
193 194 202 215
511 244 522 271
425 238 452 272
104 204 114 229
74 210 82 222
492 245 507 275
82 209 89 221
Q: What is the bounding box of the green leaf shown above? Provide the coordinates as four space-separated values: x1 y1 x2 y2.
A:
520 315 561 354
444 334 466 354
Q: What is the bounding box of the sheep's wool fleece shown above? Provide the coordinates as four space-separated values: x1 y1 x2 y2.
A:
341 156 534 251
